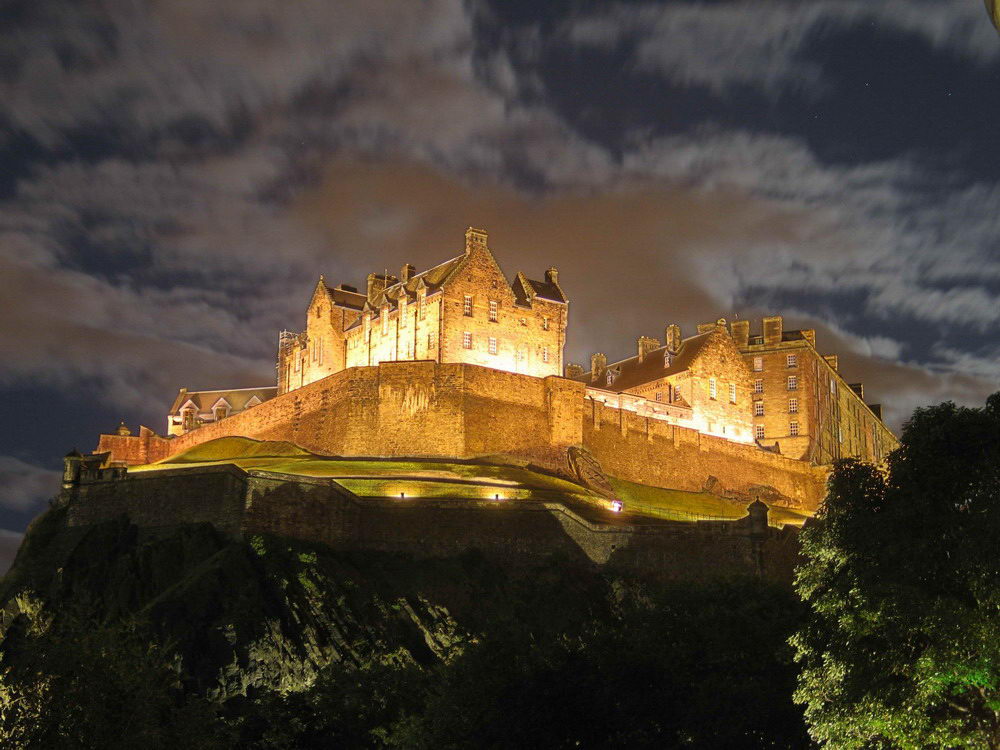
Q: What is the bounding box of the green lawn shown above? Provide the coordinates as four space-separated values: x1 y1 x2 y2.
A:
134 437 810 526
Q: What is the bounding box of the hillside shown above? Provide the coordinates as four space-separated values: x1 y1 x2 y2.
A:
0 496 812 747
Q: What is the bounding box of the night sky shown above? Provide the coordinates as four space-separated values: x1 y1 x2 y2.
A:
1 1 998 568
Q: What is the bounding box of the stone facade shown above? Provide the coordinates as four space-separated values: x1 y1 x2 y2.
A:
730 316 897 463
99 360 828 511
278 227 567 395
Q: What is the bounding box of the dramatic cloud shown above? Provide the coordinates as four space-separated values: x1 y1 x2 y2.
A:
0 0 996 489
566 0 999 95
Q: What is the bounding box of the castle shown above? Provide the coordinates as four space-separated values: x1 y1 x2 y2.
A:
71 226 902 581
151 227 894 470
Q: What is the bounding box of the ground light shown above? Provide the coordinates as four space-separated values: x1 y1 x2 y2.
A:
610 499 623 513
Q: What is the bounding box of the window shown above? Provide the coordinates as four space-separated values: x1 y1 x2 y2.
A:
489 300 498 322
754 379 763 394
664 351 672 367
754 401 764 417
787 375 798 391
381 307 388 334
830 379 836 395
753 357 763 371
214 405 228 421
655 392 663 402
542 347 549 363
788 398 798 413
755 425 765 441
729 383 737 403
542 317 550 331
787 353 798 368
709 378 717 399
463 295 473 317
462 331 472 349
672 385 680 403
427 332 433 349
418 291 426 320
488 337 497 355
790 421 800 437
606 371 615 386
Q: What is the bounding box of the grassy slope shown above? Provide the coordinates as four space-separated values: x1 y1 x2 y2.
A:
134 437 810 525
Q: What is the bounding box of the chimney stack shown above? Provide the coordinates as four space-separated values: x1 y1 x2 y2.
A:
545 267 559 285
824 354 839 372
400 264 416 283
665 324 682 352
696 322 715 334
763 315 783 345
591 353 607 379
564 363 584 379
366 272 397 301
637 336 659 362
465 227 488 254
731 319 750 348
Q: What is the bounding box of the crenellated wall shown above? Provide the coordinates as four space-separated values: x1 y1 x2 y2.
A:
98 360 828 511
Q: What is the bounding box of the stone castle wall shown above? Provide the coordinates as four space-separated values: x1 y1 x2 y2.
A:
63 465 799 582
100 360 827 511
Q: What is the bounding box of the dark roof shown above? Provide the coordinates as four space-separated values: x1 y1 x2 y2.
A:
369 255 465 310
326 285 367 310
169 386 278 415
574 332 714 392
512 273 567 305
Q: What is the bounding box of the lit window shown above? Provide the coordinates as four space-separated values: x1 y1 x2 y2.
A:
754 379 763 393
790 421 800 437
729 383 737 403
542 317 550 331
830 379 836 395
709 378 717 399
755 425 765 440
655 392 663 402
754 401 764 417
489 300 498 322
753 357 763 371
787 353 798 368
789 398 798 413
488 337 497 355
381 307 388 334
419 291 426 319
463 331 472 349
664 351 672 367
787 375 798 391
542 347 549 363
463 295 473 317
606 371 615 386
214 404 228 421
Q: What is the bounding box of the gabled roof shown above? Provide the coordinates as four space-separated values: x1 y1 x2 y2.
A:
512 272 567 305
368 255 465 310
326 285 367 310
574 332 714 392
168 386 278 415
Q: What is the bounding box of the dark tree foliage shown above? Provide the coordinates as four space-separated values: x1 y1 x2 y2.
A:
793 393 1000 748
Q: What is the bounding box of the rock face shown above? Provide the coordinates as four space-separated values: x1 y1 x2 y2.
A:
0 505 602 700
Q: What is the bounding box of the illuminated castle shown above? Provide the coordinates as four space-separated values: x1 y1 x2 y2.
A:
105 226 896 514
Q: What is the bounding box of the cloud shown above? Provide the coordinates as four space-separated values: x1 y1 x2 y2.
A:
0 457 61 512
565 0 999 96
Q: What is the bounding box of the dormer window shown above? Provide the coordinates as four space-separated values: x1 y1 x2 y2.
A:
213 402 229 421
664 351 672 367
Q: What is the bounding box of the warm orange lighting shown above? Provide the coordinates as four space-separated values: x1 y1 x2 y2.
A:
610 499 623 513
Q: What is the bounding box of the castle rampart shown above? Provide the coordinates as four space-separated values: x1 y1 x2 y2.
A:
100 360 827 511
61 462 800 581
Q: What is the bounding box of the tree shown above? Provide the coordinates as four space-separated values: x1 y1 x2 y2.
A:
793 393 1000 748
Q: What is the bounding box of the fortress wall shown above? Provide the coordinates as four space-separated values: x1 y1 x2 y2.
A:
66 466 247 536
64 466 798 581
582 405 826 509
99 361 825 510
